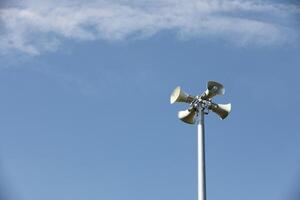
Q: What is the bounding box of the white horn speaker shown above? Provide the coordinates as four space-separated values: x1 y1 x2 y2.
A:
210 103 231 120
170 86 195 104
202 81 225 100
178 109 197 124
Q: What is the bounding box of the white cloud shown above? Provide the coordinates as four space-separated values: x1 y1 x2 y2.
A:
0 0 299 55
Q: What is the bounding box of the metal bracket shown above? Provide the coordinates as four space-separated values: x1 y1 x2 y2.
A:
190 97 212 115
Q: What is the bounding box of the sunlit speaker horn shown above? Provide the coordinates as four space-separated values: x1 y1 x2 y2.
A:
202 81 225 100
210 103 231 120
178 109 197 124
170 86 195 104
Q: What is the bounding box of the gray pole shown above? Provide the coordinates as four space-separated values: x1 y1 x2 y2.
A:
170 81 231 200
198 110 206 200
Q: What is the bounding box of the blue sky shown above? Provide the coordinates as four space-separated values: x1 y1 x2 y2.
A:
0 0 300 200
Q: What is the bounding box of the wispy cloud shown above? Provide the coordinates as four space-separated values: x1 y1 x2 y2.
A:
0 0 299 55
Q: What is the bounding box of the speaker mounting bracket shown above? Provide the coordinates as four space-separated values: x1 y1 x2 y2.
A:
190 97 212 115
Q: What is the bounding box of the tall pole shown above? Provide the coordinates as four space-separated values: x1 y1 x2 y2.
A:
198 110 206 200
170 81 231 200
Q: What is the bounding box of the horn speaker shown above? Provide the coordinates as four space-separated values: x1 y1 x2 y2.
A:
210 103 231 120
170 86 195 104
178 109 197 124
202 81 225 100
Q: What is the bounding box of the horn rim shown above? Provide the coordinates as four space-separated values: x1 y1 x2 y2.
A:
170 86 181 104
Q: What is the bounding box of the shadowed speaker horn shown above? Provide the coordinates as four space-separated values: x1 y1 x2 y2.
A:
202 81 225 100
210 103 231 120
170 86 195 104
178 109 197 124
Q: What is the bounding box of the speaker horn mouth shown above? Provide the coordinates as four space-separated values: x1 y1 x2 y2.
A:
170 86 195 104
207 81 225 95
170 86 181 104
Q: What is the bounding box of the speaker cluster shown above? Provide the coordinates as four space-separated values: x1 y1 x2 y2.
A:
170 81 231 124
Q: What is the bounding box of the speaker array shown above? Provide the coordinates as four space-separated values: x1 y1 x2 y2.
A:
170 81 231 124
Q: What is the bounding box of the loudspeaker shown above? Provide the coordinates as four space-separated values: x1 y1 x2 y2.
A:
170 86 195 104
178 109 197 124
202 81 225 100
210 103 231 120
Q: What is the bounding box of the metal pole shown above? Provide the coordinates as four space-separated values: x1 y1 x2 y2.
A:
198 110 206 200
